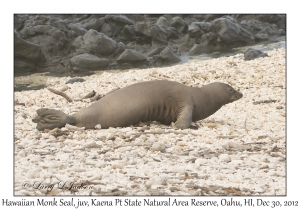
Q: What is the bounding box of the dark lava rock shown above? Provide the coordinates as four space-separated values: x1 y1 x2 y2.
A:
211 16 255 45
188 22 204 38
156 17 170 29
65 77 85 84
13 14 285 75
69 23 88 36
14 59 36 72
78 16 105 31
19 25 69 50
244 48 268 61
195 22 211 33
111 42 126 58
120 25 136 41
153 47 181 66
51 19 69 33
102 15 135 38
189 32 224 55
14 14 30 30
70 53 110 71
14 30 45 63
145 47 165 57
135 22 168 43
105 15 135 27
165 27 180 40
82 30 118 56
117 49 147 63
171 17 188 34
240 19 281 41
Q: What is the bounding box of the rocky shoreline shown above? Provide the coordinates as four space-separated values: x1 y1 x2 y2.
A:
14 48 286 196
14 14 285 76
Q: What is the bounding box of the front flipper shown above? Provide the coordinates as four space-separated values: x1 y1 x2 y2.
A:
32 108 76 131
174 105 193 129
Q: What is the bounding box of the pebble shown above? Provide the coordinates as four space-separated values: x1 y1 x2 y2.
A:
17 150 26 157
206 123 217 128
26 169 40 179
65 77 85 84
218 154 231 162
259 164 269 169
150 143 166 152
95 124 102 129
195 158 207 166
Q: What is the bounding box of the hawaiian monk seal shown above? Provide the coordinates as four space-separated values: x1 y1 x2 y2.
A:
32 80 243 131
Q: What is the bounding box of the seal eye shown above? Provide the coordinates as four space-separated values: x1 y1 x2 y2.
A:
229 89 233 92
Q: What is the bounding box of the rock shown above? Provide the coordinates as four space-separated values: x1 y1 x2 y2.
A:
145 47 165 57
111 42 126 58
165 27 180 40
65 77 85 84
82 30 117 55
100 22 114 37
51 19 69 33
135 22 168 43
19 25 69 49
117 49 147 64
244 48 268 61
14 14 30 30
189 32 222 55
13 14 286 75
276 29 285 36
156 17 170 29
195 22 212 33
189 44 203 55
218 154 231 162
71 36 85 49
70 53 110 71
206 123 217 128
211 16 255 45
222 142 252 151
105 15 135 27
26 169 40 179
151 143 166 152
102 15 135 38
150 25 168 42
195 158 207 166
152 38 168 48
78 16 105 31
125 14 147 23
176 34 195 53
17 23 69 73
153 47 181 66
188 22 204 38
170 17 188 34
240 19 279 41
256 14 286 30
69 23 87 36
14 59 36 72
120 25 136 41
14 30 45 62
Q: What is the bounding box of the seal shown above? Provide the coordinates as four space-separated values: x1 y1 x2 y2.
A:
32 80 243 131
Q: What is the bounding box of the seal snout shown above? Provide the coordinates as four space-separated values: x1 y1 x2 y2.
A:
231 90 243 101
